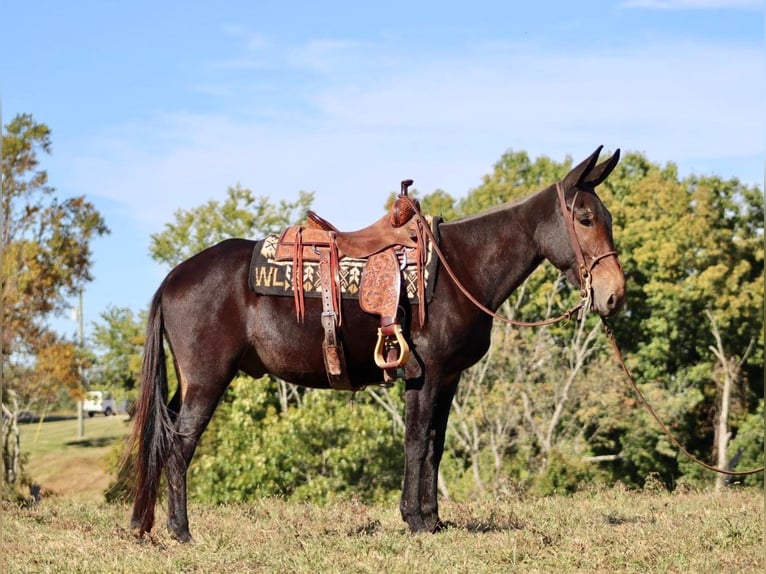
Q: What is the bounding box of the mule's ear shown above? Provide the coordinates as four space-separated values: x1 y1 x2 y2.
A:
561 145 603 190
582 148 620 187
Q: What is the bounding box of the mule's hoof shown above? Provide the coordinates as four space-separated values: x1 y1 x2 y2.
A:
130 520 149 540
172 533 193 543
169 529 193 543
430 519 447 533
406 520 430 534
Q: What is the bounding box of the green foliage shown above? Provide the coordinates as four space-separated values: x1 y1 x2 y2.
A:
385 188 461 222
598 154 763 485
418 189 460 222
89 306 145 392
605 155 763 383
458 149 568 215
150 185 314 267
531 449 609 496
726 400 765 488
188 377 404 504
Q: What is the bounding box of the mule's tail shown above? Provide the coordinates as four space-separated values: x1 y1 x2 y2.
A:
126 284 180 537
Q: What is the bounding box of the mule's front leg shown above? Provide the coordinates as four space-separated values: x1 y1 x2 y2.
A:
418 377 458 532
400 381 432 532
400 375 458 533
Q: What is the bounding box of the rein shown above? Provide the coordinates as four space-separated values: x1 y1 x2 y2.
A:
399 186 591 327
400 186 764 479
602 320 764 477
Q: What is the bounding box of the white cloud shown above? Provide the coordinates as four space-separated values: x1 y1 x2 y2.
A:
621 0 761 9
287 39 362 72
61 37 763 236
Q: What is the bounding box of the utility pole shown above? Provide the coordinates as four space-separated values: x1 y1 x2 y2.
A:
76 289 84 439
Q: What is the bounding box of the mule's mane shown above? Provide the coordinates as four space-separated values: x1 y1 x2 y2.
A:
446 184 553 226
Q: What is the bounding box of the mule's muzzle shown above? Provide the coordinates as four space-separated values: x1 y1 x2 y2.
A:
592 275 625 317
588 255 625 318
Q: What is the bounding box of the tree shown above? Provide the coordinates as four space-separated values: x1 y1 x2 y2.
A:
726 399 764 487
1 113 108 496
384 187 461 223
149 184 314 268
705 309 755 492
602 156 763 486
425 148 763 493
89 306 145 393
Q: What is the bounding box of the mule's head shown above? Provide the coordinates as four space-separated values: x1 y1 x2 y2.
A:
551 146 626 317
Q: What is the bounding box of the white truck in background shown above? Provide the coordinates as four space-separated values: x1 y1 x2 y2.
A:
82 390 118 417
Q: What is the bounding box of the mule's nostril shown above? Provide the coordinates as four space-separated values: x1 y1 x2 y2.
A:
607 293 616 309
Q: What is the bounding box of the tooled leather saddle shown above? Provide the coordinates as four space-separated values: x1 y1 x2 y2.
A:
273 180 429 389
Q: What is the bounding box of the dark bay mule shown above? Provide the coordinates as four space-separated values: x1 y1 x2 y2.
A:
127 146 626 542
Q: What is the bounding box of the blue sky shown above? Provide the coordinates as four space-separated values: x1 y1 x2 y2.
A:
2 0 763 340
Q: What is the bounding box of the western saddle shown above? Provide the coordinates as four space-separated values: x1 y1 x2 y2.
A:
273 180 429 389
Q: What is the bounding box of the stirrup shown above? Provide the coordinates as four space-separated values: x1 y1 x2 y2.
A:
373 324 410 370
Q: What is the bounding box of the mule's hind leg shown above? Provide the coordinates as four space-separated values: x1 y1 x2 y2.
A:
164 373 232 542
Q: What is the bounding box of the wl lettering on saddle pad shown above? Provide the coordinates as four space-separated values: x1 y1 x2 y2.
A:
248 223 439 303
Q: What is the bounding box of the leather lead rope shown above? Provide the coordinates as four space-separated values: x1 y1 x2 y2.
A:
602 319 764 477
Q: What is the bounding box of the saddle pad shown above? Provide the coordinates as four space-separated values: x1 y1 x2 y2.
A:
248 217 441 303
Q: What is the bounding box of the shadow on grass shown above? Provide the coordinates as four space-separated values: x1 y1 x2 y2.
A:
457 518 525 533
342 515 540 538
64 437 118 448
603 512 655 526
15 413 76 424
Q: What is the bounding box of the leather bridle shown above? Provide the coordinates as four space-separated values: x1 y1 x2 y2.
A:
555 181 621 300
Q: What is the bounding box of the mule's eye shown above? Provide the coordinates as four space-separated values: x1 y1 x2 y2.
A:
578 216 593 227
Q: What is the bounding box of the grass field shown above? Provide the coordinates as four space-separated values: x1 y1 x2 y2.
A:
16 413 132 499
2 416 763 573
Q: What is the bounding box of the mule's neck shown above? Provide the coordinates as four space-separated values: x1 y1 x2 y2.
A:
440 185 558 311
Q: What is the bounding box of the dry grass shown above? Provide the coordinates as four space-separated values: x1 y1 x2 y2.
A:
2 487 763 573
3 415 763 572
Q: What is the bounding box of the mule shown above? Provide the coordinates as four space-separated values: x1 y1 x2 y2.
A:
127 145 625 541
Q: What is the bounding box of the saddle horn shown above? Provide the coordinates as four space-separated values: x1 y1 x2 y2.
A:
392 179 417 227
